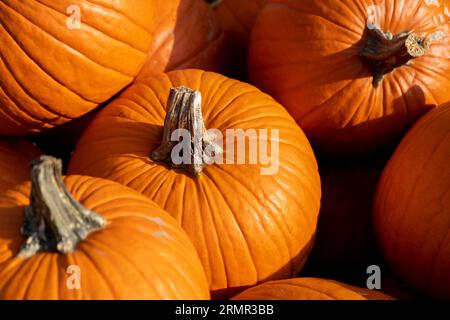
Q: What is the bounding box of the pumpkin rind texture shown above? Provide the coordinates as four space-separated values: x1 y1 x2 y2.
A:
0 175 210 300
0 0 223 135
231 278 394 300
374 103 450 299
68 69 321 298
249 0 450 157
0 138 40 192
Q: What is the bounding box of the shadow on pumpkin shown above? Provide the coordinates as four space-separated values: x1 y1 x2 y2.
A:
136 0 227 82
311 84 433 160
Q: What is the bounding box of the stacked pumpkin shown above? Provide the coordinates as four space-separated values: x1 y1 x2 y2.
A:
0 0 448 300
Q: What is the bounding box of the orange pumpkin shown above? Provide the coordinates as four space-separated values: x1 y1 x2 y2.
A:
249 0 450 157
213 0 267 78
232 278 394 300
0 138 40 192
135 0 225 81
68 69 321 298
0 0 157 135
0 156 210 300
374 102 450 299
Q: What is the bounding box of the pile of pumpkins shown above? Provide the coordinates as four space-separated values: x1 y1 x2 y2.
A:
0 0 448 300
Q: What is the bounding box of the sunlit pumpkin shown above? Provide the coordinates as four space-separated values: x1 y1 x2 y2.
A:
0 156 210 300
68 69 321 298
249 0 450 157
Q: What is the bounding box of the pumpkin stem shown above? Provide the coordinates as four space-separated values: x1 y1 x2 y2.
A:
18 156 106 258
151 87 222 175
359 27 429 86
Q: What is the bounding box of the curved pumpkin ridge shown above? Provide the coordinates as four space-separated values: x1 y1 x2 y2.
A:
249 0 450 156
0 0 162 134
69 69 321 297
374 103 450 299
231 278 394 300
0 175 210 300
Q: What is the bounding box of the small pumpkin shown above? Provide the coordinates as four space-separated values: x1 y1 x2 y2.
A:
213 0 267 78
374 102 450 299
68 69 321 298
249 0 450 157
231 278 394 300
0 137 40 192
0 156 209 300
135 0 225 81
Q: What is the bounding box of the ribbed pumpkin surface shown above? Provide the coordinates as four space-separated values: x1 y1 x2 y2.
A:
0 0 180 134
249 0 450 156
0 175 210 300
68 69 321 298
374 103 450 299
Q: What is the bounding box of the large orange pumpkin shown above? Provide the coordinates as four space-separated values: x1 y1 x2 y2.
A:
0 0 222 135
232 278 394 300
249 0 450 157
135 0 225 81
0 138 40 192
0 156 210 300
374 102 450 299
213 0 267 78
68 69 321 298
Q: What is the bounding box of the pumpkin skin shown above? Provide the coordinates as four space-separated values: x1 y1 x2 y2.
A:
249 0 450 157
0 0 172 134
232 278 394 300
214 0 267 78
0 174 210 300
68 69 321 298
0 138 40 192
135 0 225 81
374 103 450 299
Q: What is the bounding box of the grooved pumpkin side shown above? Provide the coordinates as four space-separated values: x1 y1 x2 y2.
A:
249 0 450 157
0 0 218 135
0 166 210 300
374 102 450 299
68 69 321 299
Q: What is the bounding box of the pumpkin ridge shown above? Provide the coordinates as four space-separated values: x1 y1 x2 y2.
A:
0 21 104 106
2 0 140 78
0 54 73 123
83 0 152 33
268 2 361 37
33 0 149 55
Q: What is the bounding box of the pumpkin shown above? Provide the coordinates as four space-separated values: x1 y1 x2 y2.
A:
213 0 267 78
249 0 450 157
135 0 225 81
374 102 450 299
68 69 321 298
0 0 158 135
305 158 386 278
231 278 394 300
0 137 40 192
0 156 210 300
